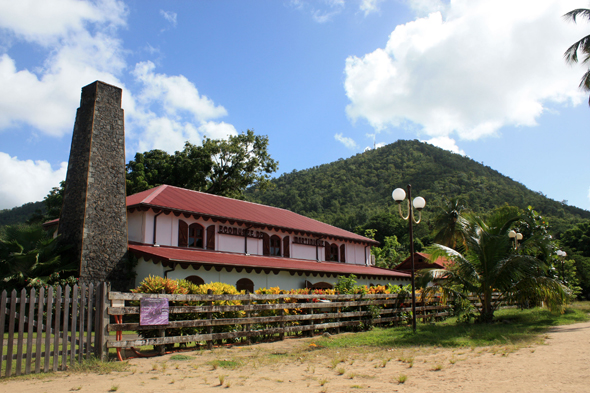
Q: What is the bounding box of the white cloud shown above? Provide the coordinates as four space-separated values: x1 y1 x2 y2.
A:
344 0 588 141
160 10 177 27
127 61 236 154
360 0 383 16
334 133 358 149
289 0 345 23
0 153 67 210
0 0 127 137
423 136 466 155
0 0 238 206
0 0 126 46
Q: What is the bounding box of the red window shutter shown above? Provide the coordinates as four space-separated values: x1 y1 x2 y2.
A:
325 243 330 261
340 244 346 263
283 236 290 258
178 220 188 247
206 225 215 250
263 233 270 256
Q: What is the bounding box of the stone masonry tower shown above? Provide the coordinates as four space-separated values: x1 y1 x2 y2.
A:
58 81 129 290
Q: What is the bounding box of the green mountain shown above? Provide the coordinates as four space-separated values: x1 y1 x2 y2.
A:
0 201 45 227
246 140 589 238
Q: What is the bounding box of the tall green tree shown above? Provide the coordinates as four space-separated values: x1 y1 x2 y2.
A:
559 221 590 298
564 8 590 105
425 208 570 323
126 130 278 198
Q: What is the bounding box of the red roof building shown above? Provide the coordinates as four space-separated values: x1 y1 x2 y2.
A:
393 252 452 273
124 185 410 290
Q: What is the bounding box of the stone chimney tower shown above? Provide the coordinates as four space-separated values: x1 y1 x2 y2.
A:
58 81 129 290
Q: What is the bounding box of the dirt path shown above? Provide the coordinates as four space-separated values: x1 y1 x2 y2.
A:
3 321 590 393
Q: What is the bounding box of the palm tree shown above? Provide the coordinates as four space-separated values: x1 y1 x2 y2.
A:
431 198 468 250
0 224 75 291
425 208 570 323
564 8 590 105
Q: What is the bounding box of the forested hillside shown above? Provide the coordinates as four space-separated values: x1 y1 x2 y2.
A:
246 140 589 237
0 201 44 227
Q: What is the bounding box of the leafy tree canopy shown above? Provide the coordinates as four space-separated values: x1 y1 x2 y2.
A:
126 130 278 198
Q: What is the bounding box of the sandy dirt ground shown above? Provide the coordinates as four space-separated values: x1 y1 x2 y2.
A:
2 321 590 393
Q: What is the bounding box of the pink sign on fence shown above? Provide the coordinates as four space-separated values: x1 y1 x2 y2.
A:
140 298 169 326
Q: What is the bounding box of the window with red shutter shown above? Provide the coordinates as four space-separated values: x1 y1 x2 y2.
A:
206 225 215 250
283 236 290 258
178 220 188 247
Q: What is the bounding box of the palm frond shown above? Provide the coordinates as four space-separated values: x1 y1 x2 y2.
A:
563 8 590 24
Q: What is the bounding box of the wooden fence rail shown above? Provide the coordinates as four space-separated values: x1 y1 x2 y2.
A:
105 291 451 355
0 283 107 378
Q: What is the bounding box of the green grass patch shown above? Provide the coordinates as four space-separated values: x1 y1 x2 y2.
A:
169 354 193 361
208 359 241 369
314 303 590 349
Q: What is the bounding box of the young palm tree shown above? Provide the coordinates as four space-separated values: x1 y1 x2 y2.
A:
425 208 570 323
0 224 75 291
564 8 590 105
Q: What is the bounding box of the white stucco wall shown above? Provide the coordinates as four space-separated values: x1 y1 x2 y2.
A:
134 258 409 290
130 211 374 265
127 212 144 243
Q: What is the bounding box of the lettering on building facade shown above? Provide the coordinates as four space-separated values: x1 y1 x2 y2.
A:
218 225 265 239
293 236 326 247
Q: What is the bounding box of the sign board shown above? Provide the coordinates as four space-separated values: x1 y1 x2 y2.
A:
140 298 169 326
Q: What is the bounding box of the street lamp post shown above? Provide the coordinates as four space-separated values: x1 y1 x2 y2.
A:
392 185 426 333
508 230 523 249
556 250 567 284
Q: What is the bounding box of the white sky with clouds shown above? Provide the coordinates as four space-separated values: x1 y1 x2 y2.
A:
0 0 589 212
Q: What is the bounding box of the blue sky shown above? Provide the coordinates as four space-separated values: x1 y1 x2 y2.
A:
1 0 589 213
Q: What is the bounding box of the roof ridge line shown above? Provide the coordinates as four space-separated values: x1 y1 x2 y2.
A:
142 184 169 204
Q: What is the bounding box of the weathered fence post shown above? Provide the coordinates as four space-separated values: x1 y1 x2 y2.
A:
25 287 36 375
279 297 285 341
44 286 54 372
0 290 7 377
97 282 109 361
206 289 213 350
35 287 44 373
16 287 27 376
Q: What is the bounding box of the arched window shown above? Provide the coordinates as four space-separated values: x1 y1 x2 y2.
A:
311 282 333 290
185 275 205 286
340 244 346 263
236 278 254 293
324 242 340 262
270 235 282 256
188 223 204 248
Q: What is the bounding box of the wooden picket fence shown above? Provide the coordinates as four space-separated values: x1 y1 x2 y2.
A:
0 283 108 378
2 284 454 377
106 291 450 356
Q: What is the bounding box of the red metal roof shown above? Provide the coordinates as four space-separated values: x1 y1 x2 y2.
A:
394 252 452 272
129 243 410 279
127 185 376 244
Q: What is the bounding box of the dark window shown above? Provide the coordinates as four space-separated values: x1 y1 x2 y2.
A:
270 235 281 256
188 223 204 248
311 282 333 290
329 243 339 261
340 244 346 263
185 275 205 286
236 278 254 293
